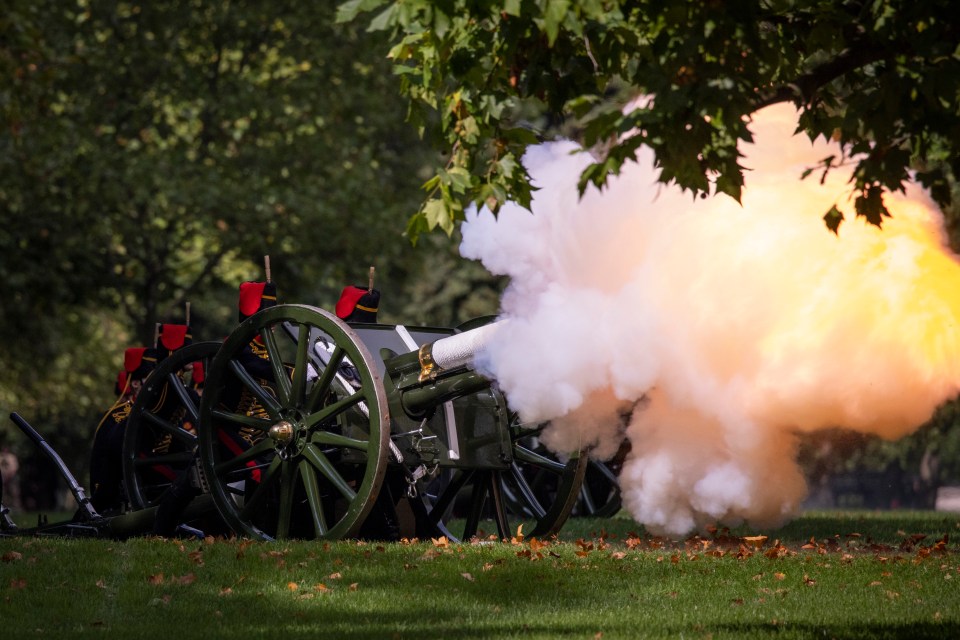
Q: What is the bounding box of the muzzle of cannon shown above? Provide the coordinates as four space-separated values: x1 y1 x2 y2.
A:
382 321 502 420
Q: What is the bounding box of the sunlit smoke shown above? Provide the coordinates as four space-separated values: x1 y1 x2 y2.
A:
460 104 960 536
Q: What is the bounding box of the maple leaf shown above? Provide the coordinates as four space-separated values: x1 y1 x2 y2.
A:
147 574 165 585
287 582 299 591
431 536 449 548
528 538 547 552
774 572 786 581
743 535 768 549
313 583 330 593
2 551 23 563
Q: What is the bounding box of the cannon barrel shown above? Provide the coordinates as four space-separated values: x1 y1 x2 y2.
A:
383 320 504 420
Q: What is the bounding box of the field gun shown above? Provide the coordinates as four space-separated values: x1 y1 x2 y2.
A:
180 305 586 542
2 304 588 542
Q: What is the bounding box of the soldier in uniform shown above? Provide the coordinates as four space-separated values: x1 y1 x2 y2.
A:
89 346 159 514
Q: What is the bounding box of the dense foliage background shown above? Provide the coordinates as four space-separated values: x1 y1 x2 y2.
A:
1 0 958 509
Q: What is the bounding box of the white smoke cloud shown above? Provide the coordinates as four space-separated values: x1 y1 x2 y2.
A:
461 104 960 536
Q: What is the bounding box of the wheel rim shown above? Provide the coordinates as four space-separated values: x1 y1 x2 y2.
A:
415 418 587 542
576 459 623 518
124 341 220 509
198 304 388 540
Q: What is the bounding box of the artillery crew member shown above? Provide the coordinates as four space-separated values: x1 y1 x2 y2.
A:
89 346 159 514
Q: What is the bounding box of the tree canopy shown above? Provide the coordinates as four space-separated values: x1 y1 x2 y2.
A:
339 0 960 237
0 1 504 467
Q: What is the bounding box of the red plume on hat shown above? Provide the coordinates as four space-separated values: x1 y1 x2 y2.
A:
336 286 380 323
238 281 278 322
157 323 192 356
123 346 159 381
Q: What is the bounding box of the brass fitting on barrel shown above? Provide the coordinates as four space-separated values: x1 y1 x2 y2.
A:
418 343 437 382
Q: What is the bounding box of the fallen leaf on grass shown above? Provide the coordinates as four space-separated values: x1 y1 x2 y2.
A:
287 582 299 592
461 573 475 582
431 536 449 548
96 579 106 589
774 573 786 581
743 536 768 549
147 574 164 585
9 578 26 590
219 587 233 596
2 551 22 563
349 583 358 592
328 572 342 580
313 583 329 593
174 573 196 586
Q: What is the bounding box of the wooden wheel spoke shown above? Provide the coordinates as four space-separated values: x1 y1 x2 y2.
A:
298 459 328 537
259 327 292 406
303 390 367 428
305 346 346 412
276 459 296 539
211 409 271 431
513 444 567 474
214 439 275 475
141 412 198 447
488 473 511 540
462 471 488 540
227 359 282 417
311 431 369 452
133 451 195 467
426 470 472 525
166 372 200 423
508 462 547 520
302 444 356 502
238 457 282 520
288 322 311 408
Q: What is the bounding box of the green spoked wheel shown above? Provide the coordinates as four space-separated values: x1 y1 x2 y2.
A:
123 341 221 510
575 459 623 518
198 305 389 541
414 417 587 542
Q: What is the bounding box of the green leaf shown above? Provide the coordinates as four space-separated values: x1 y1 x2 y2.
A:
335 0 388 24
823 205 844 235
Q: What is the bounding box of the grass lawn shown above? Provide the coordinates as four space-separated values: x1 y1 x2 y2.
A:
1 510 958 639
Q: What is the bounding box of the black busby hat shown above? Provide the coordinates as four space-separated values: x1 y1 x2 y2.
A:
335 285 380 323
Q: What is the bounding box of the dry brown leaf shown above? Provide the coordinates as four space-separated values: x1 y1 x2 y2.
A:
869 581 883 587
328 572 342 580
2 551 23 563
743 535 768 549
147 574 164 585
349 583 358 591
9 578 26 590
287 582 299 591
774 572 786 581
461 572 475 582
219 587 233 596
175 573 197 586
431 536 449 548
313 583 329 593
95 579 106 589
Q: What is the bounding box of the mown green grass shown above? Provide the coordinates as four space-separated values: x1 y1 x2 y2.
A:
1 511 958 639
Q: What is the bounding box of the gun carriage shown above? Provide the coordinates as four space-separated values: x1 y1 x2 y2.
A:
3 299 590 542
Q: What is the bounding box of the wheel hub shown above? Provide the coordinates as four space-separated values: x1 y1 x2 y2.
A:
268 420 295 445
